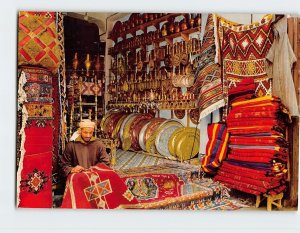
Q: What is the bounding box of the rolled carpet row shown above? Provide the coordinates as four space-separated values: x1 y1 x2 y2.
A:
214 96 290 196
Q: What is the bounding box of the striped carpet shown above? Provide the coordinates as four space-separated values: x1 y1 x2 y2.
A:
113 149 174 170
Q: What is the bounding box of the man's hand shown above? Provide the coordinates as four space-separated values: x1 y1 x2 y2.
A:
71 165 85 173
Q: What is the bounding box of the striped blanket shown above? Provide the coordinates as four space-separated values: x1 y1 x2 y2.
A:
201 123 229 174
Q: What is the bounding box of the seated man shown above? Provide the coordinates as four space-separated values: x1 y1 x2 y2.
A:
60 119 111 176
59 119 138 209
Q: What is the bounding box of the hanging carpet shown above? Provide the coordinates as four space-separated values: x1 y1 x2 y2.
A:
18 151 52 208
190 14 225 119
17 66 54 208
219 14 274 98
18 12 62 74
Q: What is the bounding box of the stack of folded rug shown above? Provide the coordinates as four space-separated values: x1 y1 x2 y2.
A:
214 96 290 196
228 78 255 104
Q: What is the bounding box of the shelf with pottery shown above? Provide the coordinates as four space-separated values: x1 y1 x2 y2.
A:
108 26 201 56
108 13 201 56
108 13 182 41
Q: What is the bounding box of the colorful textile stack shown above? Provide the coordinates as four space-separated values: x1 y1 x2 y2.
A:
201 123 229 174
214 96 290 196
17 66 54 208
190 14 225 119
228 78 255 104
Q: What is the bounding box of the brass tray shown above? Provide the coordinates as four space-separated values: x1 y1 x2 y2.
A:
131 118 152 151
119 113 138 143
129 114 153 150
105 112 124 137
175 128 200 161
155 121 183 158
138 121 151 151
111 114 128 139
143 118 167 146
168 127 186 157
168 127 200 158
122 114 140 150
100 109 119 131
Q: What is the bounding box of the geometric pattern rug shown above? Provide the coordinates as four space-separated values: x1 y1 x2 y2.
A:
115 150 245 210
52 149 249 210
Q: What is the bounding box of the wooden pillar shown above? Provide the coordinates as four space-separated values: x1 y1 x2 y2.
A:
186 110 190 127
285 17 300 207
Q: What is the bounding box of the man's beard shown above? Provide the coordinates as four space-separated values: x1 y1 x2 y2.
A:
82 137 91 142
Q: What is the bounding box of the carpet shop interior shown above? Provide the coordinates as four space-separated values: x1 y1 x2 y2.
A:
16 12 299 210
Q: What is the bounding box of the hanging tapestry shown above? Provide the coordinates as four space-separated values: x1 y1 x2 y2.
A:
61 164 138 209
190 14 225 119
18 11 62 74
20 65 53 84
18 151 52 208
23 82 52 102
220 14 274 98
25 102 53 119
201 123 229 174
20 65 54 106
16 66 54 208
24 119 54 155
81 81 103 96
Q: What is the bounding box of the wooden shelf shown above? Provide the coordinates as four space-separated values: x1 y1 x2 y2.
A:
108 26 201 55
75 103 101 107
107 99 196 110
164 27 201 43
81 103 97 106
108 13 183 41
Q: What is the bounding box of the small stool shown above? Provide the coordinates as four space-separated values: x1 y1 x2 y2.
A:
256 192 283 211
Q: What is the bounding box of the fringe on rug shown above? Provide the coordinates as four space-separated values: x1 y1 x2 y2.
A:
16 71 28 206
200 99 225 120
213 14 221 64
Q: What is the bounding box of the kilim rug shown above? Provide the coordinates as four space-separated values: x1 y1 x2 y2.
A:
116 156 238 210
60 164 138 209
17 66 54 208
219 14 274 98
190 14 225 119
121 174 184 203
18 11 62 74
18 151 52 208
124 178 240 210
24 120 53 154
